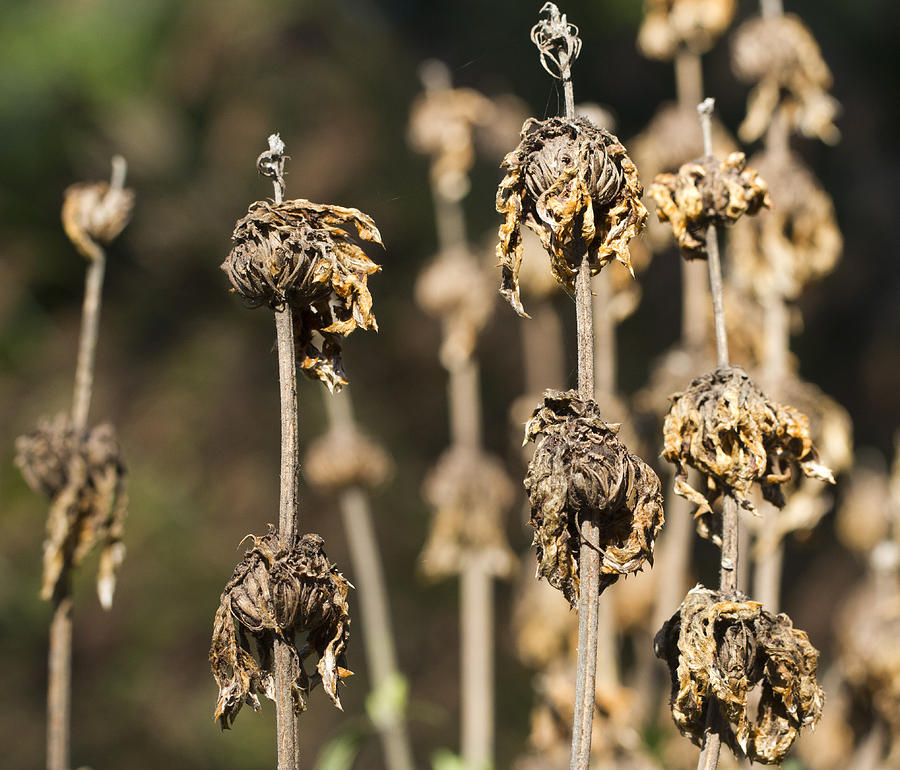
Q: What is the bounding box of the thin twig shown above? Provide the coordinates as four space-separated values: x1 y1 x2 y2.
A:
260 133 301 770
760 0 784 19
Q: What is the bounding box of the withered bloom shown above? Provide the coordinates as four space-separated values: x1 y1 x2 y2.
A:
15 413 127 609
61 159 135 261
638 0 736 61
304 426 393 493
523 390 664 607
663 367 834 535
655 585 824 764
209 530 351 728
731 14 840 144
221 199 383 391
496 117 646 317
650 151 770 260
419 446 516 579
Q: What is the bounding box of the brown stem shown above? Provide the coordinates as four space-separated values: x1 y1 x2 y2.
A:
47 582 72 770
675 50 703 114
461 559 494 769
696 700 723 770
71 257 106 431
760 0 784 18
448 357 482 450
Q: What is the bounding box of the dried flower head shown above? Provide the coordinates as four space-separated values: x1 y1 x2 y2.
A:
209 530 351 728
304 426 393 493
15 413 127 609
419 447 516 579
530 2 582 82
496 117 646 317
221 198 383 391
523 390 664 607
731 14 840 144
638 0 736 60
663 367 834 535
414 248 495 368
650 151 770 260
729 151 842 301
655 585 823 764
61 157 134 261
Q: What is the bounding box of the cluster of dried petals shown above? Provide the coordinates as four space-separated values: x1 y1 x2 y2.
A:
304 426 393 493
638 0 736 60
61 164 135 261
209 530 351 728
655 585 823 764
419 446 516 579
496 117 646 317
221 199 383 391
15 413 127 609
731 14 840 144
663 367 834 533
650 152 770 260
523 390 664 607
730 151 842 300
414 248 495 368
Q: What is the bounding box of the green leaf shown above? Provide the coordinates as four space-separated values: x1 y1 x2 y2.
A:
365 672 409 730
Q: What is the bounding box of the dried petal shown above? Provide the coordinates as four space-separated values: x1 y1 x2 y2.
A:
304 426 393 493
419 446 516 579
209 530 351 728
61 172 135 261
650 152 770 260
221 199 383 391
496 117 646 317
523 390 664 607
662 367 834 536
655 585 823 764
638 0 736 60
731 14 840 144
15 414 127 608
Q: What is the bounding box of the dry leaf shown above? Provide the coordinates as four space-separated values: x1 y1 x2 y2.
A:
524 390 664 607
496 117 646 317
209 530 351 728
638 0 736 60
650 152 770 260
655 585 823 764
221 198 383 391
15 414 127 609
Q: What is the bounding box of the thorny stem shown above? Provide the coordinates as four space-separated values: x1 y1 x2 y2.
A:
260 133 301 770
323 393 414 770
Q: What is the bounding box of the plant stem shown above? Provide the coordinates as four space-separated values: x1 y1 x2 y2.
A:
461 559 493 770
760 0 784 19
265 138 301 770
323 393 414 770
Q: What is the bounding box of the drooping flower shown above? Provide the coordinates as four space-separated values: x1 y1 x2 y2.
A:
209 530 351 728
638 0 736 61
523 390 664 606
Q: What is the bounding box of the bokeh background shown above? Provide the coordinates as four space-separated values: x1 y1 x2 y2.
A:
1 0 898 768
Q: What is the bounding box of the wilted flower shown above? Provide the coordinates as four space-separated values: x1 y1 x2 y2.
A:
655 585 823 764
415 247 496 369
524 390 664 607
221 198 383 391
729 151 842 301
650 152 770 260
496 117 646 317
638 0 736 60
61 156 134 261
419 446 516 579
15 413 127 609
663 367 834 537
731 14 840 144
304 425 393 493
209 530 351 728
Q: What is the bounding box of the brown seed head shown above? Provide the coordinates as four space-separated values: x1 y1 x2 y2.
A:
15 413 127 609
655 585 824 764
221 199 383 391
662 367 834 538
523 390 664 607
419 446 516 579
209 530 351 728
304 425 393 493
496 117 646 317
638 0 737 60
731 14 839 144
650 151 770 260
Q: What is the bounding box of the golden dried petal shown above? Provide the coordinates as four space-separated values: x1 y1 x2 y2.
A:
523 390 664 607
61 178 135 261
496 117 646 317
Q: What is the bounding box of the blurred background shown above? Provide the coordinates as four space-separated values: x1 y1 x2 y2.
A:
1 0 898 768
